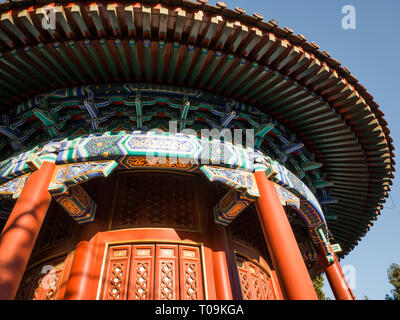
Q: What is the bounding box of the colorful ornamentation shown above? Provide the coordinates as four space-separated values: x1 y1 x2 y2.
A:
213 189 254 226
120 156 197 171
273 183 300 209
54 185 97 224
0 131 331 236
268 158 325 222
0 83 330 201
0 173 30 198
57 131 255 171
48 160 118 195
200 165 259 226
200 165 259 198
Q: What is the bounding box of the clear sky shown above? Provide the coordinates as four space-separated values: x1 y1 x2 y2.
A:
217 0 400 299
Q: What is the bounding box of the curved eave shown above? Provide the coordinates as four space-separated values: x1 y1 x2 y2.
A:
0 0 394 256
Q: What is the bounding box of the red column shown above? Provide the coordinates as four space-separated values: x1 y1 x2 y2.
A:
0 161 56 300
64 240 96 300
210 223 233 300
64 221 100 300
325 258 354 300
254 171 318 300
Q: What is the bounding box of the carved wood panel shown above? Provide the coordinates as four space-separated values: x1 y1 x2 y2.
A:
236 255 276 300
111 172 199 231
128 245 155 300
179 245 204 300
16 256 66 300
33 200 79 255
101 243 204 300
101 245 132 300
154 244 179 300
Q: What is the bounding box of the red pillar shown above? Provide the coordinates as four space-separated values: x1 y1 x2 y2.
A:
325 258 354 300
0 161 56 300
254 171 318 300
64 240 96 300
210 223 233 300
64 221 100 300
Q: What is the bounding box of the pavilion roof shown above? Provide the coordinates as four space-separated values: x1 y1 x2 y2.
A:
0 0 394 256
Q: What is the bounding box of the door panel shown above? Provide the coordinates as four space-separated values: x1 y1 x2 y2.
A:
154 244 179 300
101 243 204 300
16 256 67 300
236 255 276 300
179 245 204 300
128 244 155 300
101 245 132 300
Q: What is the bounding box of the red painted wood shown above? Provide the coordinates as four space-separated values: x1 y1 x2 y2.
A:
101 244 132 300
128 244 155 300
254 171 318 300
64 240 98 300
97 239 206 300
210 223 233 300
325 259 355 300
236 256 276 300
0 161 55 300
179 245 204 300
154 244 179 300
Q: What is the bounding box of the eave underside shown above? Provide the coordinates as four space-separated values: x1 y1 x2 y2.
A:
0 0 395 256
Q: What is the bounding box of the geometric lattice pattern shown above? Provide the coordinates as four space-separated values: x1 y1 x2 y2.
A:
15 256 66 300
112 172 199 231
229 205 270 261
101 243 203 300
236 255 276 300
33 200 78 255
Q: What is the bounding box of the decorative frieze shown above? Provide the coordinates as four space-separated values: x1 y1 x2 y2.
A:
48 160 118 195
0 131 329 238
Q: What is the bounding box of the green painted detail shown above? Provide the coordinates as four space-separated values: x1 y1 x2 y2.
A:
208 54 235 89
179 45 197 83
114 39 130 80
216 55 244 90
84 39 108 80
226 62 259 95
128 39 141 80
98 39 119 79
0 54 33 91
143 39 153 81
167 41 181 82
10 49 52 86
198 51 222 87
188 47 208 85
157 40 166 80
52 42 85 80
68 41 97 81
24 46 64 83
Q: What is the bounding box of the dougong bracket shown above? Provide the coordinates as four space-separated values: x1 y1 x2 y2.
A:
200 165 259 226
316 227 342 265
48 160 118 195
54 185 97 224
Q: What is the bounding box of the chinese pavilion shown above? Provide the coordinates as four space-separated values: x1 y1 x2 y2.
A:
0 0 394 301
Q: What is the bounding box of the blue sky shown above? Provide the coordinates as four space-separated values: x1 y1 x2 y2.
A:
219 0 400 299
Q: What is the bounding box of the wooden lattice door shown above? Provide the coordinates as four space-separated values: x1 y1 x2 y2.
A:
16 256 66 300
101 243 204 300
236 255 276 300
